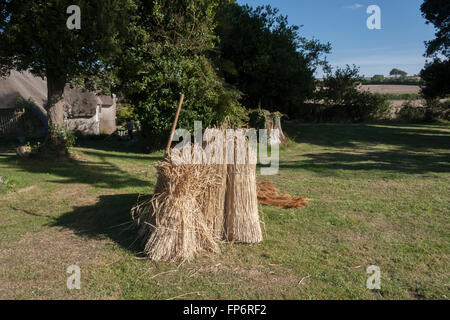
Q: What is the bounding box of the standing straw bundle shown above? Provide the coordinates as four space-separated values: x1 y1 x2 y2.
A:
131 95 265 260
201 128 228 240
132 146 219 262
224 132 263 243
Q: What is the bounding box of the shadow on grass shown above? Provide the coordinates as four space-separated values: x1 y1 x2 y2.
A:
50 193 145 254
0 140 157 189
75 138 159 155
282 122 450 175
80 149 163 162
284 122 450 150
280 149 450 174
8 157 150 189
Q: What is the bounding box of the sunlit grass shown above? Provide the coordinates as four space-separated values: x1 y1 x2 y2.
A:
0 122 448 299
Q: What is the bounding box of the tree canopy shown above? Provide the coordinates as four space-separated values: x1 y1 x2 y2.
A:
421 0 450 58
114 0 246 148
371 74 385 81
215 2 330 117
0 0 133 152
420 59 450 98
389 68 407 78
420 0 450 98
1 0 334 150
114 0 331 146
315 65 390 122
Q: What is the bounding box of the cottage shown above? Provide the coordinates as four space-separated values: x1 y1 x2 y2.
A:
0 70 117 138
0 70 47 138
64 86 117 135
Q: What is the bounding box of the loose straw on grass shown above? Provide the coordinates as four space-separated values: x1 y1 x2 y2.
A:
257 181 308 208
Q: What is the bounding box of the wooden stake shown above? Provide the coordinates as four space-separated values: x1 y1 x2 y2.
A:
165 94 185 156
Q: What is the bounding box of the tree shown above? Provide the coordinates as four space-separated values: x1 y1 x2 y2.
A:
316 65 390 121
389 68 407 78
0 0 132 153
421 0 449 58
420 0 450 98
371 74 385 82
318 64 363 105
420 59 450 98
215 2 330 117
115 0 246 149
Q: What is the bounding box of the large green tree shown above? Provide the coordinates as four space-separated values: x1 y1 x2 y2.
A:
421 0 449 57
215 2 330 117
0 0 133 152
115 0 246 148
420 59 450 98
420 0 450 98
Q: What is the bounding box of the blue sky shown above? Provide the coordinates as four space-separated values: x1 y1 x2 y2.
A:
237 0 436 77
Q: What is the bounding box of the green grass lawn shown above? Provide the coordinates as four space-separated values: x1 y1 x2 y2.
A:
0 123 449 299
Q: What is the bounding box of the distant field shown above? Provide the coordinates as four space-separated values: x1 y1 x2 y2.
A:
360 85 421 94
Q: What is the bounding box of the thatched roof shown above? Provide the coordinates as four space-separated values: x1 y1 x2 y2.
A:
0 70 115 118
64 87 102 117
99 94 115 106
0 70 47 111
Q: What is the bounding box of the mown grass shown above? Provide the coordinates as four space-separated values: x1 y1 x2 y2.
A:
0 122 449 299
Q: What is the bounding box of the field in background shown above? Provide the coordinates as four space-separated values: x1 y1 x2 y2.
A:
360 85 421 95
360 84 438 111
0 123 449 299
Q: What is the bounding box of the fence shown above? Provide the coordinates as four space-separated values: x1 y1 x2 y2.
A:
0 107 44 138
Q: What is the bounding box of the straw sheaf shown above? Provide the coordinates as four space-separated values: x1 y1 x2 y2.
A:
224 134 263 244
132 125 264 261
201 128 228 241
132 145 220 262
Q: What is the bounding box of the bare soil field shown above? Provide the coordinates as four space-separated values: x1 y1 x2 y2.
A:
360 85 421 94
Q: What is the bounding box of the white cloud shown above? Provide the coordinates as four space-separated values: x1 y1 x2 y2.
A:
343 3 363 9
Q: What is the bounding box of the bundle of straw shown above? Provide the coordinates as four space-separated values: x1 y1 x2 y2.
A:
133 148 219 262
201 128 227 240
224 133 263 244
132 103 267 260
132 96 231 261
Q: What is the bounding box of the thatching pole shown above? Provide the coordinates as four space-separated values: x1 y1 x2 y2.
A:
165 94 185 156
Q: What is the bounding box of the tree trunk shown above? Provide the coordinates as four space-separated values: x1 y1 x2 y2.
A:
46 73 66 127
45 73 67 154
